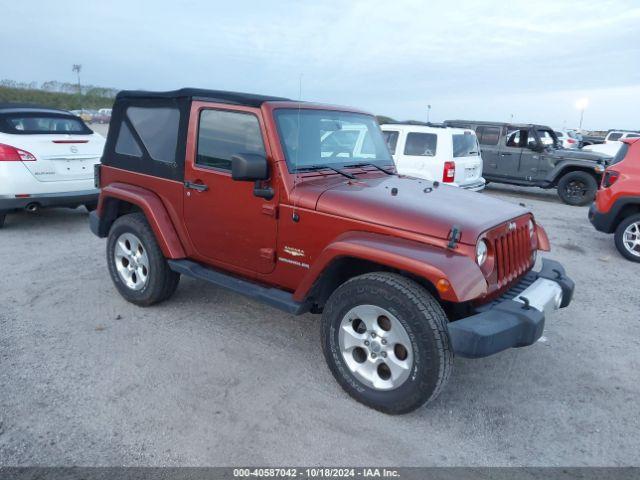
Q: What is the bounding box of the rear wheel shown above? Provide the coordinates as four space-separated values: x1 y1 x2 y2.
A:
106 213 180 306
614 214 640 262
557 171 598 206
321 272 453 414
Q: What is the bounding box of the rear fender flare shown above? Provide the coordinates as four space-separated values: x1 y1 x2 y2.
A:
98 183 185 258
293 232 487 303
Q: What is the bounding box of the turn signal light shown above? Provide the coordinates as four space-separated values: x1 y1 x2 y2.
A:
442 161 455 183
0 143 36 161
436 278 451 293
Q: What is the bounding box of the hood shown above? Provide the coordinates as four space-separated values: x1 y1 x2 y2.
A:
548 147 609 162
309 175 529 244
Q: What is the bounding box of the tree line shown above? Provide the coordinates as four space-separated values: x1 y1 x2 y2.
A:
0 79 117 111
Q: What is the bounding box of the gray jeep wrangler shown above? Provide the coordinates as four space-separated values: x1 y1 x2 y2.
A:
445 120 610 206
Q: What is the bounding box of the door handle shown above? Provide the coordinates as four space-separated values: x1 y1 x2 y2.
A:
500 153 512 156
184 181 208 192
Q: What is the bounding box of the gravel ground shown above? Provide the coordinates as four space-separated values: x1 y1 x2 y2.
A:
1 171 639 466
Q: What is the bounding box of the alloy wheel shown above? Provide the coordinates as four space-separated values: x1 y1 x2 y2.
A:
338 304 414 391
114 232 150 290
622 221 640 258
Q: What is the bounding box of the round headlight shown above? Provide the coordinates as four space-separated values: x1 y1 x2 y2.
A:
528 219 535 238
476 240 488 266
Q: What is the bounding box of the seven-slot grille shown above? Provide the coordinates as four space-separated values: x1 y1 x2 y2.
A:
493 222 533 287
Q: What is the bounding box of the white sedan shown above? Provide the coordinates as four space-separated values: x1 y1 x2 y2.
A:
0 103 105 228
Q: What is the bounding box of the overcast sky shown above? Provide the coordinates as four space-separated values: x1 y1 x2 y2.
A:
4 0 640 130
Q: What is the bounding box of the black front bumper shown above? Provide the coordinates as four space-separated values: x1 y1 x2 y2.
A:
0 190 99 213
447 259 575 359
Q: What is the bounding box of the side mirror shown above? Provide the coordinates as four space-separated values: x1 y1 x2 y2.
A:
231 154 269 181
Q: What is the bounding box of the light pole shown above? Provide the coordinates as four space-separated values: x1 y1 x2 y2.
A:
575 98 589 131
72 64 82 95
427 105 431 123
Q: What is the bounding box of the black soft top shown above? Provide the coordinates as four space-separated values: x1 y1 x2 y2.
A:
116 88 290 108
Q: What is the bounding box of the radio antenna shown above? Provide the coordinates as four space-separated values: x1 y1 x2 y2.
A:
291 73 303 222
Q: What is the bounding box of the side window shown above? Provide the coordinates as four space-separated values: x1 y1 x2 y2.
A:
197 109 265 170
404 132 437 156
115 122 143 157
476 126 500 146
505 128 529 148
382 130 399 154
607 132 622 141
127 107 180 163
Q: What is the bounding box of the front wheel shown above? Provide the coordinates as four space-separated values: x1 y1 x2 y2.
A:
106 213 180 306
321 272 453 414
614 214 640 262
557 171 598 206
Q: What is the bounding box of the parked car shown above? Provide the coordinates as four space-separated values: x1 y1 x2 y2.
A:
90 88 574 414
583 141 623 158
604 130 640 143
589 138 640 262
0 103 105 228
92 111 110 124
580 132 606 147
445 120 610 206
380 124 485 191
554 129 581 149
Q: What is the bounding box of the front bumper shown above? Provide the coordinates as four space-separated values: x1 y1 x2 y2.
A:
0 189 99 212
447 258 574 358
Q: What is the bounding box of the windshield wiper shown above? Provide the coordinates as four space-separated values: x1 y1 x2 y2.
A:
295 165 356 179
343 162 395 175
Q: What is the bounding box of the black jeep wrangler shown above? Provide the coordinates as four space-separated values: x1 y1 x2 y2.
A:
445 120 610 206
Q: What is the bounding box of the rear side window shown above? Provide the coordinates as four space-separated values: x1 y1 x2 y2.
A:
115 122 143 157
382 130 399 154
404 132 437 156
476 126 500 145
627 134 640 138
0 114 92 134
197 109 265 170
126 107 180 163
452 133 479 157
610 143 629 165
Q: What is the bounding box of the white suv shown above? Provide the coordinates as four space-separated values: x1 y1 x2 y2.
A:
380 124 485 191
0 104 105 228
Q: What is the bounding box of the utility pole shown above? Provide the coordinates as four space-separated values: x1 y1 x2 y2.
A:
427 105 431 123
72 64 82 95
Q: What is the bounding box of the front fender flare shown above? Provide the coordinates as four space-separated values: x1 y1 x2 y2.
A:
293 232 487 303
98 183 186 258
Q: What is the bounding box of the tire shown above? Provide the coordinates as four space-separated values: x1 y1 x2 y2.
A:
557 171 598 206
106 213 180 306
85 203 98 212
0 214 5 229
614 214 640 263
321 272 453 414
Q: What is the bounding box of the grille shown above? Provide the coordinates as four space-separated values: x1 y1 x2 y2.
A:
493 223 533 287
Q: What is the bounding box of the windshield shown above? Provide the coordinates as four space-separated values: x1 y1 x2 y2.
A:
274 109 393 170
452 132 479 157
0 113 92 135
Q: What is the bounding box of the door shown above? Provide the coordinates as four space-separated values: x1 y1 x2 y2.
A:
396 131 440 180
497 126 527 180
475 125 502 180
518 129 543 181
183 103 277 274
